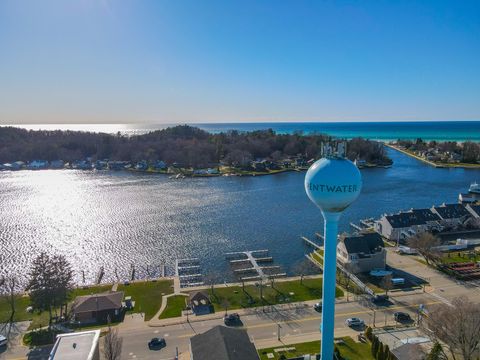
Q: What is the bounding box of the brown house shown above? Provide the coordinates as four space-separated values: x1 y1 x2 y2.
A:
72 291 124 324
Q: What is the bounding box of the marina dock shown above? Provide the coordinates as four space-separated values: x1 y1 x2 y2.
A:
176 258 204 288
226 250 286 281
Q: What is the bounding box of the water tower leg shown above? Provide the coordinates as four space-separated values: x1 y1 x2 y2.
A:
320 212 340 360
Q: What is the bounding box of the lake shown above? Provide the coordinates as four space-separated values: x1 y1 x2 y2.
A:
1 147 479 285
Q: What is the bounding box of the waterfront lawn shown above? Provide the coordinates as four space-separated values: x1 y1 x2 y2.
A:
118 280 174 321
257 337 373 360
1 284 112 330
159 295 188 319
206 278 343 312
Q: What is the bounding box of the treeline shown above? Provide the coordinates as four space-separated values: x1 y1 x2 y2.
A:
397 138 480 163
0 125 391 167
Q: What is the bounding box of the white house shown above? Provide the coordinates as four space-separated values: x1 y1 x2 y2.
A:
431 203 471 228
466 204 480 219
374 208 441 243
337 232 386 274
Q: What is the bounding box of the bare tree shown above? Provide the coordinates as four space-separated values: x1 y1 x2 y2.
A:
0 275 19 319
293 258 317 285
380 274 394 296
103 325 123 360
221 298 230 316
408 232 441 265
422 297 480 360
204 273 219 295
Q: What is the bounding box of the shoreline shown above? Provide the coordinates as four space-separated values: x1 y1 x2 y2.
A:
385 143 480 169
0 162 391 177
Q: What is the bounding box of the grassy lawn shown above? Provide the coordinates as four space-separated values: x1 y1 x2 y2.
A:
118 280 174 321
204 278 342 312
258 337 373 360
159 295 188 319
441 251 479 264
0 284 113 330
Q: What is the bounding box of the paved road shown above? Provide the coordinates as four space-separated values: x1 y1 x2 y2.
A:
118 292 441 360
5 249 480 359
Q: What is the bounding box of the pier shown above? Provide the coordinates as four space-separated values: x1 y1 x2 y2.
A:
225 249 285 281
176 258 204 288
301 236 322 250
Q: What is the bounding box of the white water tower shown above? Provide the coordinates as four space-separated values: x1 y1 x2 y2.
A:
305 143 362 360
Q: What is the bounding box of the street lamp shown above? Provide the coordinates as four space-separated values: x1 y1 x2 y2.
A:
305 144 362 360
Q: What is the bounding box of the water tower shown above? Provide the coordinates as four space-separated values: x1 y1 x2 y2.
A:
305 142 362 360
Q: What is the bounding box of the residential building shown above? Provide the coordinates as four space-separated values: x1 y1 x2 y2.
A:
49 330 100 360
466 204 480 218
337 232 386 273
431 203 471 227
190 326 260 360
71 291 124 324
374 208 441 242
50 160 64 169
27 160 49 170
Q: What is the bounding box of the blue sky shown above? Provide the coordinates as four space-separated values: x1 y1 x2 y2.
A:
0 0 479 124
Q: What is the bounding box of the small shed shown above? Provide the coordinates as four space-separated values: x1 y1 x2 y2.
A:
189 291 212 315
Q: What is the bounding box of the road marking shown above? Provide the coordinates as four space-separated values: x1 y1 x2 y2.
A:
429 292 453 306
175 300 441 339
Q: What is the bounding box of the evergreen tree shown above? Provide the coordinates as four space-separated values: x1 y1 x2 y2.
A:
26 252 74 326
376 342 384 360
371 336 379 358
364 326 373 341
383 345 391 360
427 342 445 360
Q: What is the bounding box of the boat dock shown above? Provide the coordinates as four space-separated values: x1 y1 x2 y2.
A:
301 236 322 250
176 258 204 288
226 250 286 281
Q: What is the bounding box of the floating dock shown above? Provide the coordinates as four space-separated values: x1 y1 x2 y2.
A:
226 249 285 281
176 258 204 288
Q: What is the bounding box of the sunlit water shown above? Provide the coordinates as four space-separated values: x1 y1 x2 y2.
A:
1 148 480 286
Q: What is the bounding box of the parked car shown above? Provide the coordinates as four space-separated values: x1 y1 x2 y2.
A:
224 313 241 326
0 334 7 347
148 337 166 350
314 302 322 312
345 318 365 327
371 294 389 304
394 312 412 322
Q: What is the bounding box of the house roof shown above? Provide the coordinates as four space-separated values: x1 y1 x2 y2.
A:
49 330 100 360
391 343 425 360
385 209 440 228
190 326 259 360
72 291 123 314
433 204 470 220
340 232 384 255
467 204 480 217
189 291 210 306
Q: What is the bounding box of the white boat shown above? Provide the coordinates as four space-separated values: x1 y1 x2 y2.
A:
469 182 480 194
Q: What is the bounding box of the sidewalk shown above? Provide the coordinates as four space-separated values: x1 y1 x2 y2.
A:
148 297 354 327
253 327 358 350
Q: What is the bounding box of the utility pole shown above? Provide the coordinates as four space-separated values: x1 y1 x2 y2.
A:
277 323 282 341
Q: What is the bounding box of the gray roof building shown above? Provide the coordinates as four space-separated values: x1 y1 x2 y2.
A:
385 209 440 229
72 291 124 314
190 326 259 360
341 232 384 255
432 204 470 220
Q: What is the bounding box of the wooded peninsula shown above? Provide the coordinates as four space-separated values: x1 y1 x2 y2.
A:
0 126 392 174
